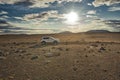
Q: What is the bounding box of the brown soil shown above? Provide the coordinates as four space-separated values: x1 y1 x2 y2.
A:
0 33 120 80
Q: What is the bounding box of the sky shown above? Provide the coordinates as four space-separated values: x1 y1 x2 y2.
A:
0 0 120 34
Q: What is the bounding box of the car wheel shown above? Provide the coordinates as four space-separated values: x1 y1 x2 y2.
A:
53 41 58 45
41 41 46 45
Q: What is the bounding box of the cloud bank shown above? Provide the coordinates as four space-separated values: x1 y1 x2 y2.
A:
93 0 120 7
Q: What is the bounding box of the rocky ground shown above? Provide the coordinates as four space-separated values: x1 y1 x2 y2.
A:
0 33 120 80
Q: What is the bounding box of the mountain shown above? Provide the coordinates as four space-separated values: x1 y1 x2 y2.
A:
59 31 73 34
86 30 111 33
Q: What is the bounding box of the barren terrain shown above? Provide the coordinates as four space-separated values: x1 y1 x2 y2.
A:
0 33 120 80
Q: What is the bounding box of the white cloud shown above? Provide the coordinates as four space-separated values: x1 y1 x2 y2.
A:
14 17 24 20
0 0 55 7
64 19 117 32
0 11 8 15
108 6 120 11
0 0 19 4
0 23 8 27
86 15 97 19
29 0 55 8
0 0 83 8
1 17 119 34
6 21 61 34
23 10 63 21
92 0 120 7
87 3 92 6
87 10 96 15
58 0 82 3
0 15 9 20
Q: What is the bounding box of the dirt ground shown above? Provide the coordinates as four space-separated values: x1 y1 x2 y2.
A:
0 33 120 80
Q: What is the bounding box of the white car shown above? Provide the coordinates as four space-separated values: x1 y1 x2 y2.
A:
41 36 60 45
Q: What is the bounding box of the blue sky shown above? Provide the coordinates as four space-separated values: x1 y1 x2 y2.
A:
0 0 120 34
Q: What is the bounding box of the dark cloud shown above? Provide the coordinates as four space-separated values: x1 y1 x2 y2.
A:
29 12 48 19
14 0 33 7
105 20 120 30
0 20 23 30
0 20 7 24
93 0 120 7
23 10 60 21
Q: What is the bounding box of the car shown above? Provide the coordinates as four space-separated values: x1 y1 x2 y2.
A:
41 36 60 45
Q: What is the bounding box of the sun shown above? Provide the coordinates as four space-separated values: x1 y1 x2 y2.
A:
64 11 79 25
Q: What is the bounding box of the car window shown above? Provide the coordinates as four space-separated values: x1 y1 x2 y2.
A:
43 37 49 39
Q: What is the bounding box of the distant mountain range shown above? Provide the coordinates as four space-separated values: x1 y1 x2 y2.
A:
59 31 73 34
59 30 111 34
86 30 111 33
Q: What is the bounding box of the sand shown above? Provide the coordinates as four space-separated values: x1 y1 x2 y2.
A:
0 33 120 80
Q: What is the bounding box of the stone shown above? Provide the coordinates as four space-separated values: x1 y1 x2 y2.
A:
99 47 106 51
0 56 6 60
31 56 38 60
44 52 60 58
73 67 77 71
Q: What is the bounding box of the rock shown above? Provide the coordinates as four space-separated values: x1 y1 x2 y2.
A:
52 53 60 57
117 51 120 54
25 53 31 56
66 48 69 51
52 47 56 49
95 41 100 43
84 48 86 51
108 49 111 51
57 47 63 51
14 49 26 53
0 50 3 56
73 67 77 71
8 76 14 79
44 53 53 57
14 49 19 53
19 50 26 53
90 44 98 47
103 69 107 72
99 47 106 51
85 55 88 57
101 43 104 46
98 50 102 53
19 54 24 57
13 42 17 45
74 60 79 63
0 56 6 60
2 52 10 56
44 60 51 64
31 56 38 60
0 50 6 56
44 52 60 58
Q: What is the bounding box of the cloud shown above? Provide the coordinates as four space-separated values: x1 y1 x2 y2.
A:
0 20 23 30
24 12 49 20
108 6 120 11
58 0 82 3
87 3 92 6
14 0 33 7
0 19 58 34
87 10 96 15
0 11 8 15
86 15 97 19
63 18 120 32
0 0 18 4
105 20 120 29
0 0 83 8
92 0 120 7
23 10 63 21
28 0 56 8
0 0 55 8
